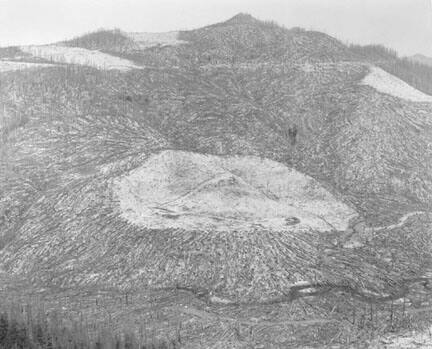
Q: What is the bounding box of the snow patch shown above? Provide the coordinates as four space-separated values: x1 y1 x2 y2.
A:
127 31 186 49
20 45 143 71
113 150 357 232
361 66 432 103
0 60 55 72
209 295 235 304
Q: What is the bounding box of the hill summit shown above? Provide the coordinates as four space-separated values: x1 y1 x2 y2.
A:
225 13 259 24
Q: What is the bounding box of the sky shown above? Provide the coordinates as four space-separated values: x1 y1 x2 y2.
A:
0 0 431 56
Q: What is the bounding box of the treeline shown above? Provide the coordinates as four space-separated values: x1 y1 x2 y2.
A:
379 58 432 96
0 303 181 349
351 44 432 96
350 44 399 61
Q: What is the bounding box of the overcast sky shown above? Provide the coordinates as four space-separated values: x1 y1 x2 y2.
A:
0 0 431 56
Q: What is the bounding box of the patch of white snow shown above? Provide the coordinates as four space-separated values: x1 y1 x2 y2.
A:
127 31 186 49
113 150 357 232
0 60 55 72
20 45 143 71
361 66 432 103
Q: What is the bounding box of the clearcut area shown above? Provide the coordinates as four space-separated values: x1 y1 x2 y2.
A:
20 45 143 71
361 66 432 102
114 150 357 232
126 31 186 49
0 60 56 72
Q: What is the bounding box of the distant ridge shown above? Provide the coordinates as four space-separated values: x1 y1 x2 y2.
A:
409 53 432 67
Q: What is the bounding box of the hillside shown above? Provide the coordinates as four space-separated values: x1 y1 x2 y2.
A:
1 13 432 348
177 13 355 65
62 29 138 52
20 44 143 70
352 45 432 95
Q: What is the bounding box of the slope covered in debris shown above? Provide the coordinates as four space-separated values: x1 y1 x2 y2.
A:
1 13 432 348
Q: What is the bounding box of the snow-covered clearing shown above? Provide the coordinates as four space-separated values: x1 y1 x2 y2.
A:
361 66 432 103
0 60 55 72
20 45 143 71
113 150 357 232
127 31 186 49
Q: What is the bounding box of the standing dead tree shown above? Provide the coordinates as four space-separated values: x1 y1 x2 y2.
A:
288 125 298 145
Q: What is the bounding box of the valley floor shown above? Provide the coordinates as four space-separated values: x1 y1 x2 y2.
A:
1 269 432 348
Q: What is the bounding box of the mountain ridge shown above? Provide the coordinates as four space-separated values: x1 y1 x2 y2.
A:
409 53 432 67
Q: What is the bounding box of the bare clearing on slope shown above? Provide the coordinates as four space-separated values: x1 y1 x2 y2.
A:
361 66 432 102
0 60 56 72
20 45 143 71
114 150 357 232
127 31 186 49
